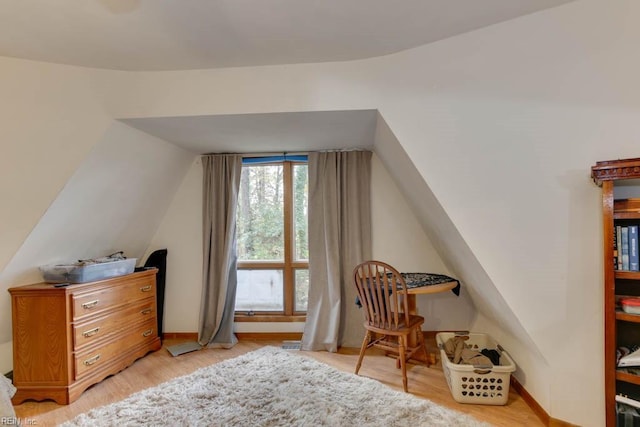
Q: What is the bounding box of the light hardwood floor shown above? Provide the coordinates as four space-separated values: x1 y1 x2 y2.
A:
13 338 544 426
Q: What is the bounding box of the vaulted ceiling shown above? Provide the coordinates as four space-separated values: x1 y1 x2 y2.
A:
0 0 573 71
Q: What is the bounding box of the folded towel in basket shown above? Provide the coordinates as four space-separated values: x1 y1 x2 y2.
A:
443 336 493 366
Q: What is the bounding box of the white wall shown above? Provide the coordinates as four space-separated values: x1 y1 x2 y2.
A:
142 157 203 333
2 1 638 423
143 152 460 342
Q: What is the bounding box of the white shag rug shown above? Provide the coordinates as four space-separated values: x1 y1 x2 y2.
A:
62 346 490 427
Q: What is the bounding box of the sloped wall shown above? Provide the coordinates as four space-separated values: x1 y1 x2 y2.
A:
373 114 551 408
0 121 194 372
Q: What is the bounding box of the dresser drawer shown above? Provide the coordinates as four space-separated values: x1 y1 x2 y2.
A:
72 277 156 321
74 318 157 380
73 299 156 350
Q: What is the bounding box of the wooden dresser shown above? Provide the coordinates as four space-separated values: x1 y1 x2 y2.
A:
9 269 161 404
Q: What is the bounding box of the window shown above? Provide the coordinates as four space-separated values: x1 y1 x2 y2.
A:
235 159 308 320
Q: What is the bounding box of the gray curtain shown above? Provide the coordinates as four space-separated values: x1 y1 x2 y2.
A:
198 154 243 348
302 151 372 352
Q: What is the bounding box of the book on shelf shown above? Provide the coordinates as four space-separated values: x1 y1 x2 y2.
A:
622 226 630 271
615 225 619 269
618 225 623 270
619 346 640 367
631 225 639 271
616 394 640 410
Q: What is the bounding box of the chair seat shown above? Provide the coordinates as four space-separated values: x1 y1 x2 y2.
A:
364 314 424 336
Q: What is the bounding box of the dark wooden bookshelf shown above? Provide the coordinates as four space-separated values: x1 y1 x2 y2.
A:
592 158 640 426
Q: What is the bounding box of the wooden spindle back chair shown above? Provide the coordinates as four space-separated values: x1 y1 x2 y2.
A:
353 260 427 392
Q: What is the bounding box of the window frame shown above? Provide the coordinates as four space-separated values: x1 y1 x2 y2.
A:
234 160 308 322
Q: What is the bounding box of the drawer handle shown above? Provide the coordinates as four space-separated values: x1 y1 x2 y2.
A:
81 300 99 310
142 329 154 337
82 327 100 338
141 309 152 315
83 354 101 366
140 285 152 292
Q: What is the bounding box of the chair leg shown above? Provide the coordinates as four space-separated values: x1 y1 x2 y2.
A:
418 329 429 367
399 335 408 392
355 331 370 375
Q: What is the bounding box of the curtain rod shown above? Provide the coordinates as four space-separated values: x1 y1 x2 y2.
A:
201 151 306 157
239 152 308 158
201 148 369 157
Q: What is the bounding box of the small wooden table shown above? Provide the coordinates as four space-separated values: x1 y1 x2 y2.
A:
398 273 460 364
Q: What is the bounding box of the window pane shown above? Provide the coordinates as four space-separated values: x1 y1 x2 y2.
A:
237 165 284 261
235 269 284 312
294 269 309 312
293 164 309 261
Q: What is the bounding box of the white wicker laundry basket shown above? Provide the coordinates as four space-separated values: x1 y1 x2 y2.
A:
436 332 516 405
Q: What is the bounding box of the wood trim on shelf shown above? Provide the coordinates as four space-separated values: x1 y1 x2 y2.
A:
592 158 640 185
615 270 640 280
616 370 640 386
616 310 640 323
615 212 640 220
614 198 640 212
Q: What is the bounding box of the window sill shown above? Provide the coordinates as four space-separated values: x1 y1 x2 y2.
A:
234 314 306 322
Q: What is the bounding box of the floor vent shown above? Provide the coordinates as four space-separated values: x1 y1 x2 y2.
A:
282 340 301 350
